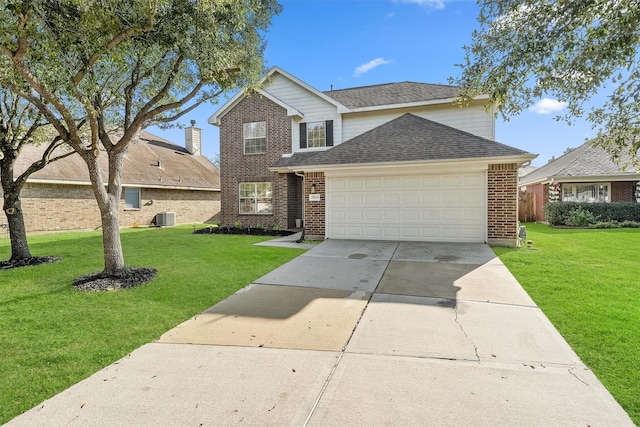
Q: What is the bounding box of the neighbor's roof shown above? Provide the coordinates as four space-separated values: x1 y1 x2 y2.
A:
324 82 463 110
519 141 640 185
17 130 220 190
271 113 535 170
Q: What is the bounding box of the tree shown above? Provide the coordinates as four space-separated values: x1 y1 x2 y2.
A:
452 0 640 163
0 0 281 282
0 90 75 267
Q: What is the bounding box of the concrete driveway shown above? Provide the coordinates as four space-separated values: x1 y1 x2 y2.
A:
6 240 633 426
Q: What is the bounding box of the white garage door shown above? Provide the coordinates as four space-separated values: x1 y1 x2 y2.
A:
326 172 486 242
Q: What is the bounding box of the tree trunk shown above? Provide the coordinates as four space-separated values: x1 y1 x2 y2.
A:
85 150 127 276
3 193 33 260
100 199 125 275
1 155 33 261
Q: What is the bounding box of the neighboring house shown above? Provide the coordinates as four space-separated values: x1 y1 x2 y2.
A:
209 67 536 246
519 141 640 222
3 125 220 232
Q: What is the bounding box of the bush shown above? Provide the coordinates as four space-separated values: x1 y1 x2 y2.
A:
567 208 597 227
544 202 640 226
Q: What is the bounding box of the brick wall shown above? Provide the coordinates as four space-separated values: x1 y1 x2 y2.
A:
303 172 325 239
219 93 292 228
2 183 220 232
611 181 635 202
488 163 519 246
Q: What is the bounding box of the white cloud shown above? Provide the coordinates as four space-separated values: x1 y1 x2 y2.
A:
530 98 567 115
353 58 392 77
395 0 448 10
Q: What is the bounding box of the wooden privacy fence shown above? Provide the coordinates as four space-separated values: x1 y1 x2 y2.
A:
519 192 536 222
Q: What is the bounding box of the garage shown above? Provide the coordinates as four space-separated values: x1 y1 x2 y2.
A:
325 171 486 242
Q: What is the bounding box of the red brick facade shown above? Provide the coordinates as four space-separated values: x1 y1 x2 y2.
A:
611 181 635 202
487 163 519 245
3 183 220 232
303 172 325 239
522 180 638 223
219 93 301 228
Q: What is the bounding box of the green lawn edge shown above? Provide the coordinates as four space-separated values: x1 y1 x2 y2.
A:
495 223 640 425
0 226 305 424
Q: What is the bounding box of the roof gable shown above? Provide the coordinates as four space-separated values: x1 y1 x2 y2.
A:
208 66 347 125
520 141 640 185
272 113 534 169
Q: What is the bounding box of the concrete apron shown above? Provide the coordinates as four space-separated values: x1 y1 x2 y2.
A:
7 241 633 426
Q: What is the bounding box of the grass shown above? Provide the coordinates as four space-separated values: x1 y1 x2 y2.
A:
494 223 640 425
0 226 305 424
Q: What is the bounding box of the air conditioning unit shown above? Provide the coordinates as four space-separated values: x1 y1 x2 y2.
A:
156 212 176 227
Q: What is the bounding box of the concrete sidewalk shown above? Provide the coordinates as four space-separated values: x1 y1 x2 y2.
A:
6 240 633 426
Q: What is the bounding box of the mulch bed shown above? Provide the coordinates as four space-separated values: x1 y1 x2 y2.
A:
73 267 157 292
0 256 62 270
194 226 296 237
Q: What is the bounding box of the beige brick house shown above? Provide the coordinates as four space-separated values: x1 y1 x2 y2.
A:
3 126 220 232
209 67 536 246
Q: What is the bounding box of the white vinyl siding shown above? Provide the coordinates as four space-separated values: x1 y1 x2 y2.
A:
341 103 495 143
265 74 342 150
326 171 486 242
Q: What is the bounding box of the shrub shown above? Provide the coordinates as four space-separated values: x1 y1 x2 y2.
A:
567 208 597 227
544 202 640 226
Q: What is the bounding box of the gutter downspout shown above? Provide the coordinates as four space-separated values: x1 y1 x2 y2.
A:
294 171 306 243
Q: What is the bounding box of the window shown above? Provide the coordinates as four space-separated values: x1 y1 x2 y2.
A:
239 182 273 214
243 121 266 154
562 183 609 203
300 120 333 149
124 187 140 209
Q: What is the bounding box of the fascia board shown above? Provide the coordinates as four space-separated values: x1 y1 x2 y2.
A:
284 153 537 175
522 173 640 186
26 178 219 191
208 90 245 126
208 89 304 126
269 66 350 113
260 91 305 119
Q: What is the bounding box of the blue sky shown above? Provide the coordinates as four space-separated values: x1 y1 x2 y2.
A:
149 0 598 167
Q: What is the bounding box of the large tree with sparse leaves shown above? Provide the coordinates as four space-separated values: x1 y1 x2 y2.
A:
1 89 76 266
453 0 640 163
0 0 281 280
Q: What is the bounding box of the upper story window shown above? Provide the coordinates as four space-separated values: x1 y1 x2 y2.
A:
300 120 333 149
562 183 609 203
243 121 266 154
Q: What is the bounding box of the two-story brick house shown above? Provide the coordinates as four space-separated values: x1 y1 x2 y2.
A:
209 67 536 246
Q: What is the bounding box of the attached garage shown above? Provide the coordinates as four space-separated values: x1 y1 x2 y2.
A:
271 114 536 246
326 170 486 242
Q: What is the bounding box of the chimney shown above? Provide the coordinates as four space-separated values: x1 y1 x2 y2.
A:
185 120 202 155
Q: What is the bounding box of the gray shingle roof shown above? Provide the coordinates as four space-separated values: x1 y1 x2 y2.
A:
273 114 532 169
18 130 220 190
324 82 460 109
519 141 640 185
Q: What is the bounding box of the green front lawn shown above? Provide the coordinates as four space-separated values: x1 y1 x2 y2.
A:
0 226 305 424
495 223 640 424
